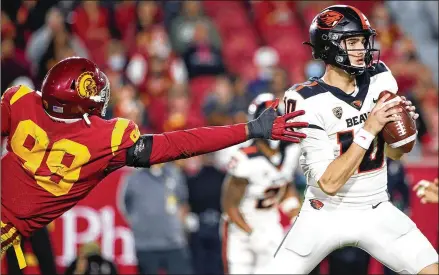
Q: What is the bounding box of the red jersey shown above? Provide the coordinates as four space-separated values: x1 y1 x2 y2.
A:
1 85 140 237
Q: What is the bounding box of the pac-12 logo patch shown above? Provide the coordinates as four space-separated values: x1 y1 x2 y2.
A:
309 199 324 210
332 106 343 119
77 72 98 98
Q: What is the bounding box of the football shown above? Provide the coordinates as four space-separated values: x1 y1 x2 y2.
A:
378 91 417 153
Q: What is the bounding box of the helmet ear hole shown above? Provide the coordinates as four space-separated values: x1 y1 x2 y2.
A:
70 80 76 90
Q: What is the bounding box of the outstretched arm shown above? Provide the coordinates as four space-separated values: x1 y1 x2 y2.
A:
126 100 308 167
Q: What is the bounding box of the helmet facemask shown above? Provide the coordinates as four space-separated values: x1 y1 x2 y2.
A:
89 72 111 118
99 73 111 117
326 31 380 75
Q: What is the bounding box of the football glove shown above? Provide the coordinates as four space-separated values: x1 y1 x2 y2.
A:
247 98 309 143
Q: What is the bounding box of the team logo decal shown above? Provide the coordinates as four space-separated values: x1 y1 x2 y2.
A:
317 10 344 29
309 199 324 210
351 100 363 109
77 72 98 98
332 106 343 119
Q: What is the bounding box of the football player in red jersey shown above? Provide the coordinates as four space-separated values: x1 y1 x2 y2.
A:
1 57 308 269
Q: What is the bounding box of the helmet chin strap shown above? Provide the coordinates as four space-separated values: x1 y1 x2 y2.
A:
83 113 91 125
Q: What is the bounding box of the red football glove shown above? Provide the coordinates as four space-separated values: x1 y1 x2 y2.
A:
247 99 308 143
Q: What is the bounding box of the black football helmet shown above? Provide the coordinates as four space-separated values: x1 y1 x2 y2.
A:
304 5 380 75
247 93 280 121
248 93 283 150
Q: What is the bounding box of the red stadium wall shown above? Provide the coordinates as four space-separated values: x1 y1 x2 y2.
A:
1 165 438 275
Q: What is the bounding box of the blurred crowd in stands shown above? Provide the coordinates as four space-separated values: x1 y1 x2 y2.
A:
1 1 438 274
2 0 437 155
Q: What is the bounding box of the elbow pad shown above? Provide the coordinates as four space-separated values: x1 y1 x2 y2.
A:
126 135 153 168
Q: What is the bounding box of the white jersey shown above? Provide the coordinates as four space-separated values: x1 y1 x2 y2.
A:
283 61 399 204
225 143 301 229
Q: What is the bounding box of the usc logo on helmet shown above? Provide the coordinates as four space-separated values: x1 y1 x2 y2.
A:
76 72 98 98
317 10 344 29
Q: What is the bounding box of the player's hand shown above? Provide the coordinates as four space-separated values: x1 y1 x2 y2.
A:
248 228 272 253
400 96 419 120
247 98 309 143
413 178 438 204
363 93 402 136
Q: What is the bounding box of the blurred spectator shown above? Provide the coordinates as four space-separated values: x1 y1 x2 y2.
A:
126 25 187 88
169 1 222 55
229 74 251 123
203 75 243 126
387 158 411 216
160 86 205 132
105 39 128 73
5 0 57 51
386 1 438 85
108 82 150 132
247 46 279 99
6 226 57 275
253 1 303 44
183 154 225 275
119 163 193 275
72 1 111 67
369 2 403 62
161 1 182 33
1 37 34 92
182 21 226 80
145 54 173 99
298 1 337 25
270 67 291 100
121 1 162 55
1 10 16 42
25 6 89 83
64 242 118 275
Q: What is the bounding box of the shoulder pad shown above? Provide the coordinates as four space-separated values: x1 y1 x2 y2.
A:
2 85 34 105
369 61 390 77
287 79 325 99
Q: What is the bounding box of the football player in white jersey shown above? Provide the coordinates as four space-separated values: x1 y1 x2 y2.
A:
262 5 439 275
221 93 304 274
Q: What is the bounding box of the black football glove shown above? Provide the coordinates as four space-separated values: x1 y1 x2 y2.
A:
247 99 309 143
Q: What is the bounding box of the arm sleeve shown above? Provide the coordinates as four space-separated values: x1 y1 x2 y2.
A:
283 89 335 182
126 124 247 168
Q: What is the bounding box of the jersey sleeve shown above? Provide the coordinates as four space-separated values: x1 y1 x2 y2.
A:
283 89 335 182
226 150 251 179
107 118 141 170
1 85 32 136
372 61 398 94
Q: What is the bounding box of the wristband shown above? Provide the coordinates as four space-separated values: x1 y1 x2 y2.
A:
280 197 300 213
354 128 375 150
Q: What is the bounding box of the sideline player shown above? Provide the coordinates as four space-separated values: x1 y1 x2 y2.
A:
221 93 302 274
262 5 438 275
1 57 309 268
